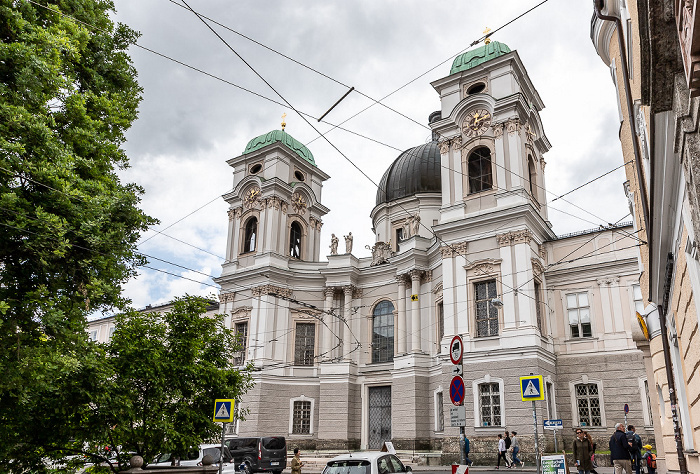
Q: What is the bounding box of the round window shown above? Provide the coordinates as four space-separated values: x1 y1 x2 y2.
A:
294 170 305 182
467 83 486 95
250 163 262 174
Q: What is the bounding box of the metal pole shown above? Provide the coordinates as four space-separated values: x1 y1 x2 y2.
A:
624 411 628 429
553 429 558 454
459 426 466 465
219 422 227 474
532 401 540 474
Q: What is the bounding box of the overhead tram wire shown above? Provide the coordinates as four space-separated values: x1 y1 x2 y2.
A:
305 0 553 147
24 1 635 243
176 0 627 310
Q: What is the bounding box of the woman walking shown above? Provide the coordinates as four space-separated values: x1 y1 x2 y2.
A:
511 431 523 468
585 432 598 474
573 429 594 474
496 434 509 469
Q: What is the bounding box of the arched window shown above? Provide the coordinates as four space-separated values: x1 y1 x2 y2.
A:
468 147 493 194
289 221 302 259
528 155 537 200
243 217 257 253
372 300 395 363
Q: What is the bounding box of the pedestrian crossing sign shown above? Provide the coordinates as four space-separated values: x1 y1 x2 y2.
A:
213 399 235 422
519 375 545 401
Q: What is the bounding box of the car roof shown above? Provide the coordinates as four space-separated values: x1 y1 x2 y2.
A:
327 452 390 463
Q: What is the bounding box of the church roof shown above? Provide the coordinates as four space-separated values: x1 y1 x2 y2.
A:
450 41 511 75
243 129 316 166
376 140 441 205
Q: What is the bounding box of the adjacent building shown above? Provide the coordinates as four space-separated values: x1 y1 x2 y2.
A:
591 0 700 472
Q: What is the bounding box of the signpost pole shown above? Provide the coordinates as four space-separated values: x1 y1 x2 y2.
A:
459 426 465 466
219 422 226 474
553 426 558 454
532 401 540 474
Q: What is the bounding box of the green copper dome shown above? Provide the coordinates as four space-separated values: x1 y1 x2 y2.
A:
450 41 511 75
243 129 315 166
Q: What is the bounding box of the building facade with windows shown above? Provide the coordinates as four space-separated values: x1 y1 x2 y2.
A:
591 0 700 472
204 41 651 458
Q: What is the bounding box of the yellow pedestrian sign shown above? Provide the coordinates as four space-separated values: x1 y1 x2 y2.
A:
519 375 545 401
213 399 235 422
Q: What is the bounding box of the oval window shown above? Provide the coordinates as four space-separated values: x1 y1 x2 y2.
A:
250 163 262 174
294 170 305 182
467 83 486 95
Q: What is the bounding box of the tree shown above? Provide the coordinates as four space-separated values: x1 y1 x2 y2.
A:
78 296 253 473
0 0 156 471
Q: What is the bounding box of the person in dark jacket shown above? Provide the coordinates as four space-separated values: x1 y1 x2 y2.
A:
573 428 594 474
609 423 632 474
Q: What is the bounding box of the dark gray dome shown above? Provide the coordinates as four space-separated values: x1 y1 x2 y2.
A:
376 140 442 205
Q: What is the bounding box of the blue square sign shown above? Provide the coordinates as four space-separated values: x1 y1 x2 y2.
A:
213 399 235 422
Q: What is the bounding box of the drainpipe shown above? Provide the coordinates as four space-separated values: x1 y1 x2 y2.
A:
659 253 689 474
593 0 652 285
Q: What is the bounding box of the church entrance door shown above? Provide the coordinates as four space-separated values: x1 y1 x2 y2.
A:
368 386 392 449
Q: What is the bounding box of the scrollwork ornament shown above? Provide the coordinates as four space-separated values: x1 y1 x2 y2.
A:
451 136 462 150
493 123 504 138
439 139 451 154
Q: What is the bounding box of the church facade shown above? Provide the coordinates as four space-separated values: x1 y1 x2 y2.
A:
211 41 653 458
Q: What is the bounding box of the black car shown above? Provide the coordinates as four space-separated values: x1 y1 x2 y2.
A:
225 436 287 474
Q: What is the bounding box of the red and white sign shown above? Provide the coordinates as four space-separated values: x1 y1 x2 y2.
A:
449 335 463 364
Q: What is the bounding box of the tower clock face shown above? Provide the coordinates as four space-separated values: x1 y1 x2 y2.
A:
244 186 261 207
462 109 492 138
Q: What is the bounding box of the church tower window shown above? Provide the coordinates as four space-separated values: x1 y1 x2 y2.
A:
467 147 493 194
243 217 257 253
528 155 538 201
289 221 302 259
372 300 395 363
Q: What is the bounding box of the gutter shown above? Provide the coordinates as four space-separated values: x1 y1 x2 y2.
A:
592 0 652 293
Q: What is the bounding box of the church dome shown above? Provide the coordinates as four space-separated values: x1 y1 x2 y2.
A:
376 140 442 206
450 41 511 75
243 129 315 166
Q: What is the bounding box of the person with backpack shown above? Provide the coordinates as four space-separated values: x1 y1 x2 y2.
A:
609 422 633 474
626 425 642 474
641 445 656 474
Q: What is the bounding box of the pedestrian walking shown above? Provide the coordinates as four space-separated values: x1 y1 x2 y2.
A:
641 445 656 474
463 434 473 467
584 431 598 474
504 430 513 467
511 431 524 468
626 425 642 474
573 428 594 474
291 448 304 474
496 434 509 469
609 423 633 474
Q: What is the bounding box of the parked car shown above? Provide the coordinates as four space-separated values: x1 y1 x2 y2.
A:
224 436 287 474
322 452 412 474
152 444 236 472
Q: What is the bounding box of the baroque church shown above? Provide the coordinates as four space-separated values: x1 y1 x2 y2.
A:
89 41 653 459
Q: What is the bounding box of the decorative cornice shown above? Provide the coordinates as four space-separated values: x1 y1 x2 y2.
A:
439 139 451 154
497 230 532 247
531 258 546 277
432 282 443 295
220 292 236 303
493 122 504 138
465 258 502 276
231 305 252 315
596 277 620 286
252 284 293 298
440 241 468 258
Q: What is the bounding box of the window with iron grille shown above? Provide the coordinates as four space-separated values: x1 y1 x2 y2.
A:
292 400 311 434
372 301 395 363
233 322 248 366
478 382 501 426
294 323 315 366
534 281 543 332
475 280 498 337
567 292 592 338
575 383 601 426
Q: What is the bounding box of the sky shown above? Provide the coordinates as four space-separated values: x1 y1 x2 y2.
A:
108 0 629 310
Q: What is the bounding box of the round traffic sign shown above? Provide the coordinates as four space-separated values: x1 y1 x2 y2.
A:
450 376 465 406
624 403 629 414
449 335 463 364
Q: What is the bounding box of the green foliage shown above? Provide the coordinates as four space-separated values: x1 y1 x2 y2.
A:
0 0 158 471
78 296 253 473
